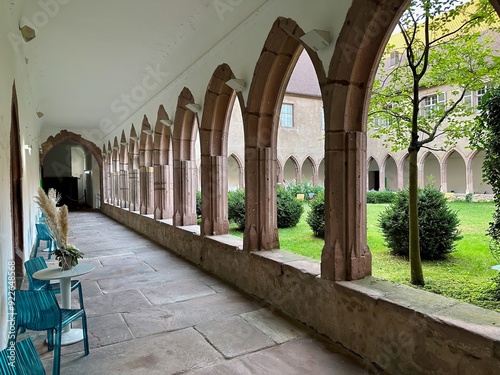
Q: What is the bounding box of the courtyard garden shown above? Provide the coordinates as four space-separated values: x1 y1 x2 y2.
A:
229 199 500 311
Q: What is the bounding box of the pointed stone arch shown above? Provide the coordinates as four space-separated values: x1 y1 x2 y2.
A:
153 105 174 219
199 63 244 235
173 87 199 226
301 156 316 185
139 116 154 214
119 130 129 208
421 151 441 190
283 155 300 184
129 125 140 211
245 16 326 251
367 157 381 191
228 153 244 190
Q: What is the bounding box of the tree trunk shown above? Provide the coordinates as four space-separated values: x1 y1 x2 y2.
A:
409 148 424 285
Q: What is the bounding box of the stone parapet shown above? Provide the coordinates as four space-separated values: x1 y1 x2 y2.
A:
102 203 500 374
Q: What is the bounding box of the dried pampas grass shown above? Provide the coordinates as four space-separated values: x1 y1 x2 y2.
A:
34 187 68 249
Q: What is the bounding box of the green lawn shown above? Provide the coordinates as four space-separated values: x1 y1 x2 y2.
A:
230 201 500 311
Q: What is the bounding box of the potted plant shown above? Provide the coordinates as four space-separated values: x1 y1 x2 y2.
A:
34 187 84 270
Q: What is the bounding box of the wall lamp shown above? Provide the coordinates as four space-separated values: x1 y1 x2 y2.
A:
142 129 154 135
185 103 201 113
225 78 246 92
300 29 331 52
160 119 173 127
121 142 129 147
130 136 140 142
20 24 36 42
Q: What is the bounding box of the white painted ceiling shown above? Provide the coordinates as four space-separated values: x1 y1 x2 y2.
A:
11 0 350 145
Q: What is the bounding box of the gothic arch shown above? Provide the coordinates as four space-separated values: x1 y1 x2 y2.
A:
245 16 326 251
199 63 244 235
173 87 199 226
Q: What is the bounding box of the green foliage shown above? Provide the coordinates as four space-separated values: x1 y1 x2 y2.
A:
472 88 500 262
306 191 325 238
379 185 462 260
196 190 202 217
228 189 246 230
368 0 500 153
367 191 395 204
277 185 304 228
465 192 473 203
284 181 324 201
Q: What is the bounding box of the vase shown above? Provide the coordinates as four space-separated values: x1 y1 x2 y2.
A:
60 255 74 271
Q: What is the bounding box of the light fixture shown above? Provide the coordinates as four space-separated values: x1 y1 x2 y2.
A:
225 78 246 92
130 136 140 142
24 145 32 155
300 29 331 52
84 170 91 175
36 111 44 118
185 103 201 113
142 129 154 135
160 119 173 127
19 24 36 42
121 141 129 147
112 146 119 151
101 152 107 157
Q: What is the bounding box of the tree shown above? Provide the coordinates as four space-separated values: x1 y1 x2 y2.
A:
471 88 500 262
368 0 500 285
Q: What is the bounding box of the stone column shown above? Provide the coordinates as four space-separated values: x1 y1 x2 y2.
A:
129 169 137 211
202 155 229 236
113 171 120 206
322 131 371 281
378 167 386 191
244 147 279 251
465 157 474 194
173 160 197 226
153 165 163 219
140 166 147 214
418 160 425 188
440 162 448 192
147 166 154 214
163 164 174 218
120 170 128 208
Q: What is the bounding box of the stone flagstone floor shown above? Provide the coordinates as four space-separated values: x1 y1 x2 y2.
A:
19 211 385 374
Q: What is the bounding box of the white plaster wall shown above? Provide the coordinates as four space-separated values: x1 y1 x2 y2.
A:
0 1 42 348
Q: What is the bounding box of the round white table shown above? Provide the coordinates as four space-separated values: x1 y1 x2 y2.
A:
33 263 95 345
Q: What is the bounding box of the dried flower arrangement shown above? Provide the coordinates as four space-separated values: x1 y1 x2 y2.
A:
34 187 83 270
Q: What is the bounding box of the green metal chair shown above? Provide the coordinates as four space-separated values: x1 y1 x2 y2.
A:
34 223 56 259
10 289 89 375
0 338 46 375
24 257 85 308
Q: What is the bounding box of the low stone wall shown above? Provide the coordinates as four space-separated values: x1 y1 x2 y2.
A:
102 204 500 374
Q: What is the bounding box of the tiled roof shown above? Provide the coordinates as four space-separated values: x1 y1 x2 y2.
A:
285 51 321 97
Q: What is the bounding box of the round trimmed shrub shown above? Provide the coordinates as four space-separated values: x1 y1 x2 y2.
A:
306 191 324 238
277 185 304 228
378 185 462 260
228 189 246 230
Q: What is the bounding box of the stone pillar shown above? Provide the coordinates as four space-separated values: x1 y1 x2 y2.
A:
120 170 128 208
147 166 154 214
173 160 197 226
113 171 120 206
244 147 279 251
418 160 425 188
163 164 174 218
201 155 229 236
465 157 474 194
140 166 147 214
102 158 108 203
440 162 448 192
397 159 404 189
378 167 386 191
322 131 371 281
128 169 136 211
153 165 163 219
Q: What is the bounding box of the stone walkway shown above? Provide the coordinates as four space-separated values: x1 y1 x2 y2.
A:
20 211 383 374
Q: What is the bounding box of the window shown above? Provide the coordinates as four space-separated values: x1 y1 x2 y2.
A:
390 51 400 67
477 86 487 106
372 117 390 129
422 93 445 118
280 103 293 128
463 90 472 108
